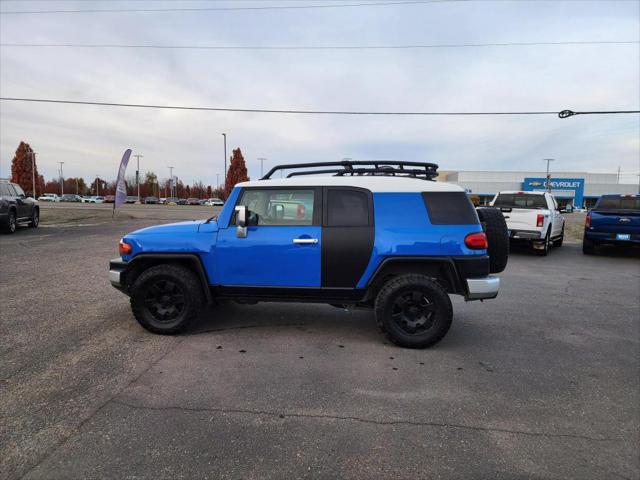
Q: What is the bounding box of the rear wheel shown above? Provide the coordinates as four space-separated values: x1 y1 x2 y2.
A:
130 264 204 334
553 226 564 247
2 210 16 234
375 274 453 349
535 231 550 256
582 236 596 255
29 208 39 228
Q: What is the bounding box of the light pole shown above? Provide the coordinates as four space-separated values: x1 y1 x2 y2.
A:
222 133 227 183
58 162 65 196
29 151 36 198
133 154 143 203
95 174 100 196
168 166 175 198
216 173 220 189
543 158 554 192
258 157 267 177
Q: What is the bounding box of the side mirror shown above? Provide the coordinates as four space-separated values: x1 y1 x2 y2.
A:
235 205 247 238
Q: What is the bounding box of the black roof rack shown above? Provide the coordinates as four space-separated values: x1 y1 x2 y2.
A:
260 160 439 180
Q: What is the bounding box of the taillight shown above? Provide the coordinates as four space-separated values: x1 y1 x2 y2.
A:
536 214 544 228
465 232 488 249
119 239 132 256
585 213 591 228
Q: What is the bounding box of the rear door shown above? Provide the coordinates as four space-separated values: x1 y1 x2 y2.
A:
215 187 322 287
321 187 374 288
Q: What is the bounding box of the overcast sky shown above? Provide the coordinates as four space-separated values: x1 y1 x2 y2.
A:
1 0 639 187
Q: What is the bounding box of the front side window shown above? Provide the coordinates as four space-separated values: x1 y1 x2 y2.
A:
237 189 316 226
13 185 25 196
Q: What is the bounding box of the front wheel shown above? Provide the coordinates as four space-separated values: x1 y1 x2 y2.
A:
375 274 453 349
582 236 596 255
130 264 204 334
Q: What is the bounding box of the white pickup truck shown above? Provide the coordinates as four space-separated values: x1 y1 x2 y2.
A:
490 191 565 255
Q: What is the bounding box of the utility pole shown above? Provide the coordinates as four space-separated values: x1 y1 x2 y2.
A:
258 157 267 177
30 151 36 198
617 166 621 184
543 158 554 192
216 173 220 189
133 154 143 203
96 174 100 196
222 133 227 184
168 166 175 198
58 162 65 196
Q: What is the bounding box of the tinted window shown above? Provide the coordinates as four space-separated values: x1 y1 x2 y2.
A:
422 192 479 225
327 189 369 227
0 184 13 196
238 189 316 226
595 195 640 210
494 193 547 209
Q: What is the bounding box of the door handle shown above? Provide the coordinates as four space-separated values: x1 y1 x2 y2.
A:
293 238 318 244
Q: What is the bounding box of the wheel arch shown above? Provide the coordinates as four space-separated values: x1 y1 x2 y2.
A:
365 257 462 300
125 253 212 304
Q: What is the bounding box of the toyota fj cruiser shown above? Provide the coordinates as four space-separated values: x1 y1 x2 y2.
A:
109 161 508 348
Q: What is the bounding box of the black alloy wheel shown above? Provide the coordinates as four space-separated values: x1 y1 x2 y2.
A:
144 279 186 323
391 290 436 335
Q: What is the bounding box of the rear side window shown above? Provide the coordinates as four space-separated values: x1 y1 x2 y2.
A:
326 189 370 227
596 195 640 210
494 193 547 209
422 192 479 225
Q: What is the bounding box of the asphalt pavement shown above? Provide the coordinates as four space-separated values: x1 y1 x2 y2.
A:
0 207 638 479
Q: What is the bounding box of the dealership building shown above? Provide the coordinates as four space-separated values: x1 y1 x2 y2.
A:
437 170 639 208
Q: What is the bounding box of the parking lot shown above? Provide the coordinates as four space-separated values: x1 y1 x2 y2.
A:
1 204 638 479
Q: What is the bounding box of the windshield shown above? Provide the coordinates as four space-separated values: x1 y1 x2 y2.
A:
494 193 547 209
595 195 640 211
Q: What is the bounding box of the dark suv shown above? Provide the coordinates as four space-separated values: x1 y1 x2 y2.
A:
0 179 39 233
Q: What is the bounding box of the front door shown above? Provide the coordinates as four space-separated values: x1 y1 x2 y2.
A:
215 187 322 287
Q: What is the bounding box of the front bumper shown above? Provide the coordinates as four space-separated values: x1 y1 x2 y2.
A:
466 275 500 300
109 258 129 292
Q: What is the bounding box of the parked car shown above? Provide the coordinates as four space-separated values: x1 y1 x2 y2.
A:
491 190 564 256
1 179 39 233
159 198 167 204
165 197 179 205
60 194 83 202
187 198 201 205
583 194 640 254
38 193 60 202
104 195 115 203
204 198 224 206
145 196 159 204
126 196 138 204
176 198 188 205
109 160 508 349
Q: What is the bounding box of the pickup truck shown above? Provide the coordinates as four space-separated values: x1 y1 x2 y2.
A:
583 194 640 254
490 190 564 255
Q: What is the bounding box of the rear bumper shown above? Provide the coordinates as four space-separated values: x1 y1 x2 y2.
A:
585 230 640 244
509 229 541 240
466 276 500 300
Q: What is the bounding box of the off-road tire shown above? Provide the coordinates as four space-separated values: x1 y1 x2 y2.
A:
2 210 16 234
29 208 39 228
553 226 564 247
375 274 453 349
476 207 509 273
130 263 204 334
535 230 550 256
582 236 596 255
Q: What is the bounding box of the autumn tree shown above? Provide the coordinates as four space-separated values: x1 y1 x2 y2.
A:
206 185 212 198
10 141 41 196
224 148 249 196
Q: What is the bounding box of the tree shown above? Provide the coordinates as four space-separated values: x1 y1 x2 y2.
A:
206 185 212 198
10 141 41 197
224 148 249 196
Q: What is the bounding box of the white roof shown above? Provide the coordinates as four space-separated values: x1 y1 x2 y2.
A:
238 175 464 193
498 190 547 195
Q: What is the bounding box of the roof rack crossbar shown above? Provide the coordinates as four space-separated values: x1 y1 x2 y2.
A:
262 160 439 180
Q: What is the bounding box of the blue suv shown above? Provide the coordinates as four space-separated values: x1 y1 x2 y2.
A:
109 161 508 348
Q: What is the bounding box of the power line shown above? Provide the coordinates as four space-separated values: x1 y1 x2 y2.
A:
0 0 466 15
1 40 637 50
1 97 638 118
